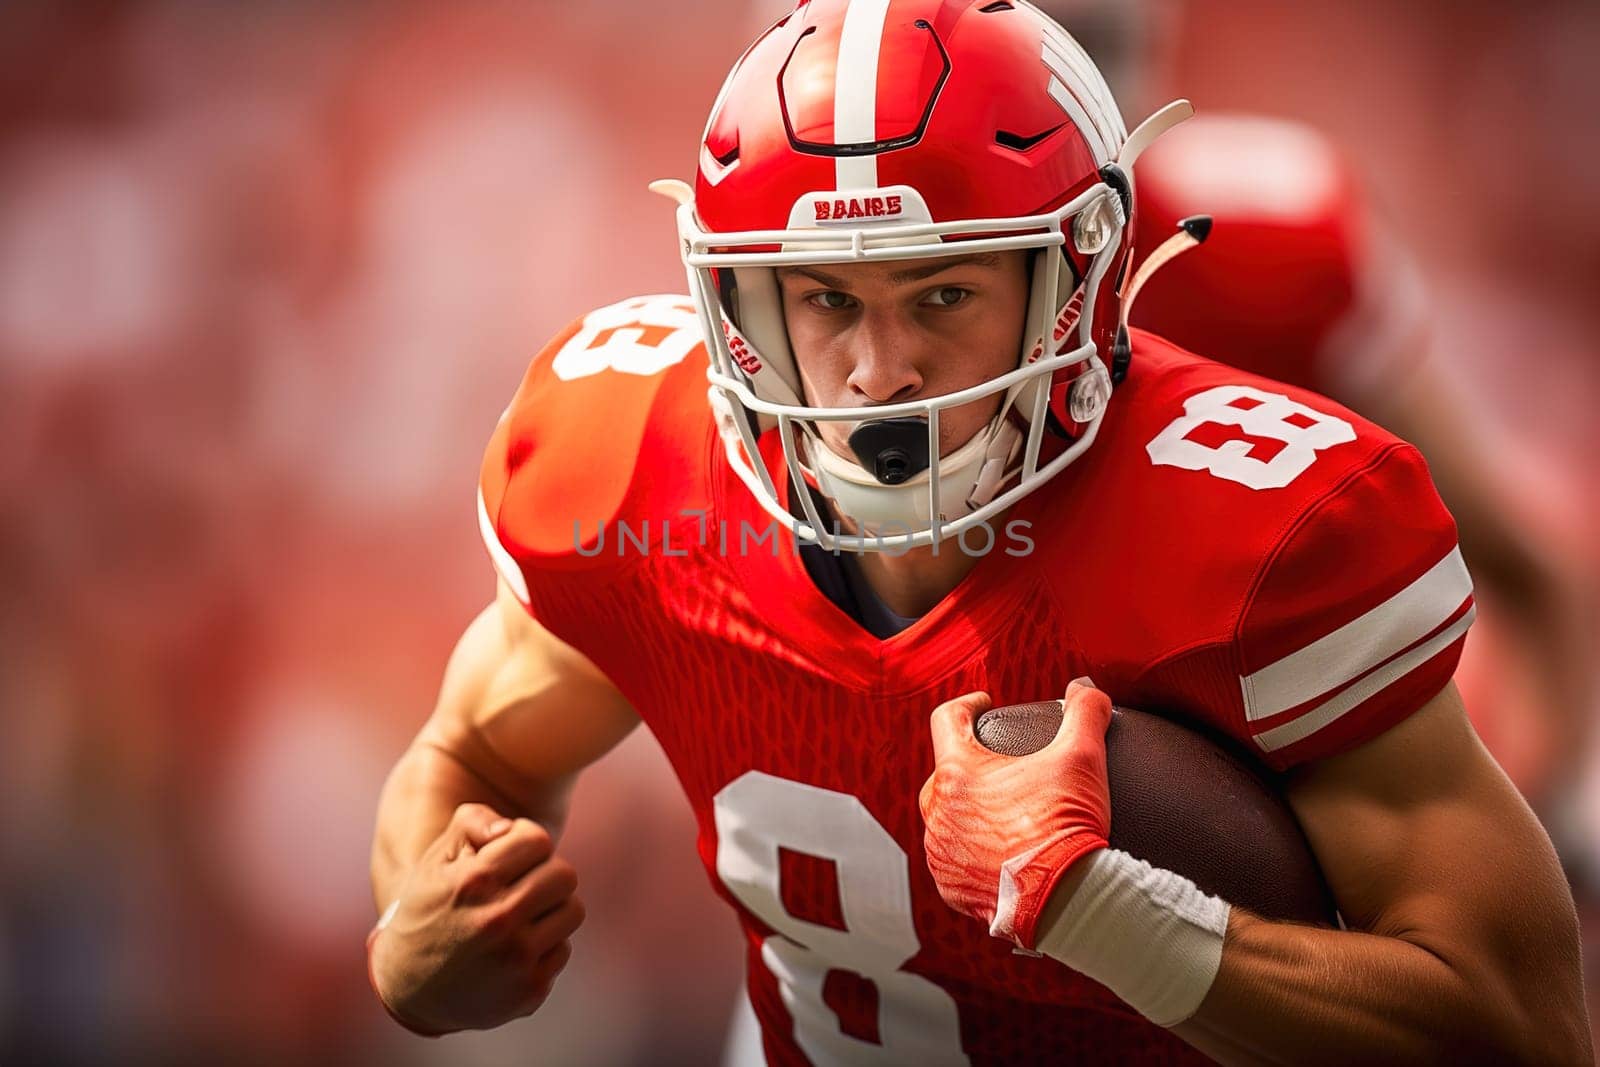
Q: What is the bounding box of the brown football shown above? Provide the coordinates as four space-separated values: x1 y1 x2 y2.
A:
974 700 1337 926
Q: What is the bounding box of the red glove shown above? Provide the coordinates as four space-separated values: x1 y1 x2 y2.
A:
918 679 1113 949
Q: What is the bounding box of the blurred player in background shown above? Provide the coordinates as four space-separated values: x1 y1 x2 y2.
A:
368 1 1586 1062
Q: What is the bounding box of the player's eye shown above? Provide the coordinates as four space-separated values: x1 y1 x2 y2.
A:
806 290 856 311
923 286 971 308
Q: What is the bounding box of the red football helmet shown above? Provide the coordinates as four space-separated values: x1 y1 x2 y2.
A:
662 0 1189 551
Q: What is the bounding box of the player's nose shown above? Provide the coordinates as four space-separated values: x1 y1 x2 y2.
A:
845 310 924 405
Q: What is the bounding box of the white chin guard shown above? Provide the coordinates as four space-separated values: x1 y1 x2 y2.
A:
804 419 1022 539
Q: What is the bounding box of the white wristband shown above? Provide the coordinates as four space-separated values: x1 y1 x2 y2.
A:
1035 848 1230 1027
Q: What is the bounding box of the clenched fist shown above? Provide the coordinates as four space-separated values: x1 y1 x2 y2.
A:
368 802 585 1035
918 679 1112 950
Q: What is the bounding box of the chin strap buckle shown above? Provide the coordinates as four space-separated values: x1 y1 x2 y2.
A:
966 420 1025 510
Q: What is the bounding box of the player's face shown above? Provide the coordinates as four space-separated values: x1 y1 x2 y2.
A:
776 250 1030 460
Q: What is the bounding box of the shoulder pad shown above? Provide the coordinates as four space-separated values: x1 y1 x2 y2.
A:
479 295 712 585
1048 333 1421 660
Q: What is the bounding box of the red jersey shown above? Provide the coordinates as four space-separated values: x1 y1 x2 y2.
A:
1132 113 1424 404
478 294 1472 1066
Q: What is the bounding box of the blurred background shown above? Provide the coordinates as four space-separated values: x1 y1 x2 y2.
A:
0 1 1595 1063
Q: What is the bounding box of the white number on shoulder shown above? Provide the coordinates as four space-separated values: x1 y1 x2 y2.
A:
1146 385 1355 489
713 771 968 1065
551 295 702 381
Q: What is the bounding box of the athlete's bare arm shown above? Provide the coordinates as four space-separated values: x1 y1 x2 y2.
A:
372 577 640 904
367 578 640 1033
1164 683 1590 1064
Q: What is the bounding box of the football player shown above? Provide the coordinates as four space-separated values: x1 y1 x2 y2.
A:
367 1 1589 1062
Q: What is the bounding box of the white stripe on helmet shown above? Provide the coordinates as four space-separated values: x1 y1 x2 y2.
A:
833 0 893 189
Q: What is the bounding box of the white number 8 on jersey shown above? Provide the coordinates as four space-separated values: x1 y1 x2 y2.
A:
1145 385 1356 490
714 772 968 1065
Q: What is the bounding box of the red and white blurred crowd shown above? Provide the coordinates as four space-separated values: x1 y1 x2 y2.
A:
1 2 1595 1063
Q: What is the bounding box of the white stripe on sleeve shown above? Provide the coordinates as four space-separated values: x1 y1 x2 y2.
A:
1252 603 1475 754
1241 544 1473 722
